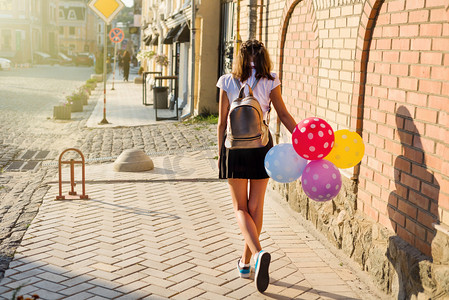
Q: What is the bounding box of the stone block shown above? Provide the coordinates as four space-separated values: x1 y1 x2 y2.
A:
113 149 154 172
432 224 449 264
433 264 449 296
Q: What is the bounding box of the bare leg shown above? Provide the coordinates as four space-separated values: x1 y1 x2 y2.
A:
242 179 269 264
228 178 262 258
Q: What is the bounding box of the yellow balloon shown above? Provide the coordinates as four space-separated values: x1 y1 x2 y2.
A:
324 129 365 169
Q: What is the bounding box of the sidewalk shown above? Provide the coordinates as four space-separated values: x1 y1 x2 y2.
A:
85 69 181 128
0 75 382 299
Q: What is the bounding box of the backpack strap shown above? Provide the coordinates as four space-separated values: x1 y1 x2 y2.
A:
234 77 271 124
235 77 260 98
251 77 260 91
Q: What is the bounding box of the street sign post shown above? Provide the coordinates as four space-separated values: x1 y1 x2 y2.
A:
109 28 124 90
87 0 124 124
109 28 124 43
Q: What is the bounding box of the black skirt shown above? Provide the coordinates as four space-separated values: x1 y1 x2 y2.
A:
219 133 273 179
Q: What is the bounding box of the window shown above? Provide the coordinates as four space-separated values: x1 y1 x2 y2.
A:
59 8 64 19
69 27 75 35
0 0 13 10
1 29 11 50
98 24 102 33
219 1 235 75
59 27 63 35
68 9 76 20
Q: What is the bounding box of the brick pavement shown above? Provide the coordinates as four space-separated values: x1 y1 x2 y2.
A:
0 149 381 299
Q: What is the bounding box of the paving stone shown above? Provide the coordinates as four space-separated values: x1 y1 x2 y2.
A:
88 286 124 298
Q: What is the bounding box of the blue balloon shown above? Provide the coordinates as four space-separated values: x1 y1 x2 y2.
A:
264 143 308 183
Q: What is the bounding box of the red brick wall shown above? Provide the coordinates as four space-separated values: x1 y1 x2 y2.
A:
357 0 449 256
279 0 319 123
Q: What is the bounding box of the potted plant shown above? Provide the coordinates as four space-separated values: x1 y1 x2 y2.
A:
136 50 155 63
67 92 83 112
84 79 97 95
53 100 71 120
78 87 89 105
154 54 169 67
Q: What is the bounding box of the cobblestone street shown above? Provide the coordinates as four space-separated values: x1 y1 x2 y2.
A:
0 66 217 280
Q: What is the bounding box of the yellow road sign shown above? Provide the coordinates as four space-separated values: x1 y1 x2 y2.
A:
88 0 124 24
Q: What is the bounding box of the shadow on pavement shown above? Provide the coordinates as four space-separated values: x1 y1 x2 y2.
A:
266 280 361 299
78 198 180 219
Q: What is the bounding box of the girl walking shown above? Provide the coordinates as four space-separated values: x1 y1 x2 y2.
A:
216 39 297 293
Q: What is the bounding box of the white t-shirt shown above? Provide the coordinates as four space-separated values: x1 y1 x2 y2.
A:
216 69 281 119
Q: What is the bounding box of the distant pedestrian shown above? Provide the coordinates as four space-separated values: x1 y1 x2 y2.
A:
122 50 131 81
216 39 297 293
118 51 123 75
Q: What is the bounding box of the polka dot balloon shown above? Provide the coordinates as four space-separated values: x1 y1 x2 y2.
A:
292 117 335 160
301 159 342 202
264 143 308 183
324 129 365 169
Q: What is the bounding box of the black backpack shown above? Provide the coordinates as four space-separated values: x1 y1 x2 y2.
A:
225 78 270 149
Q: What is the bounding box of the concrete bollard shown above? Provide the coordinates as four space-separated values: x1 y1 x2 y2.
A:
113 149 154 172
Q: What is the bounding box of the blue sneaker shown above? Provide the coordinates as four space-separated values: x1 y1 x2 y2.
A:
254 250 271 293
237 259 251 278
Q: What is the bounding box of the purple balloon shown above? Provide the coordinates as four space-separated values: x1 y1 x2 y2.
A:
301 159 342 202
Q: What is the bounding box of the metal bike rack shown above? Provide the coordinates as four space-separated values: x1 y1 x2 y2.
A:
55 148 89 200
154 75 179 121
142 71 162 106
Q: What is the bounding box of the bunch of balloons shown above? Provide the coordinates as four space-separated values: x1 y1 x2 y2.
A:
265 117 365 202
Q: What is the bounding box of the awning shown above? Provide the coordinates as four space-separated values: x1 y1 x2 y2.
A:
149 34 159 46
162 25 181 44
34 51 51 58
143 34 152 46
173 23 190 43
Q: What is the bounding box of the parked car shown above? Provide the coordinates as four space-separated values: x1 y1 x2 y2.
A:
58 52 73 65
34 51 59 65
0 58 12 70
73 52 94 66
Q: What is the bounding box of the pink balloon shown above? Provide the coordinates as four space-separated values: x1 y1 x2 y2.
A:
301 159 342 202
292 117 335 160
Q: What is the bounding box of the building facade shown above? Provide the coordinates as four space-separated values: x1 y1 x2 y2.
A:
140 0 220 115
0 0 59 63
58 0 99 55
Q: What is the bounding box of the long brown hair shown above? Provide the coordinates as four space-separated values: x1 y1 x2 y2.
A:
231 39 274 82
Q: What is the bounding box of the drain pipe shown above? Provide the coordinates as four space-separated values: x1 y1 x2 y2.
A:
236 0 241 51
182 0 196 120
258 0 263 41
